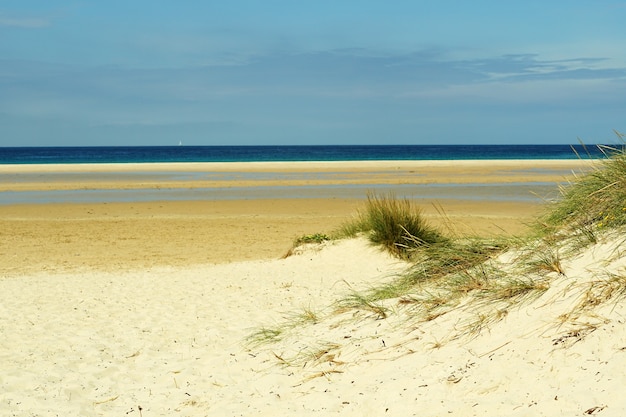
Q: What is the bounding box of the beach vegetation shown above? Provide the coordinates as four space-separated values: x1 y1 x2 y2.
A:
338 192 446 259
291 306 321 325
294 233 331 245
478 276 549 304
248 140 626 363
536 135 626 245
246 326 285 346
563 272 626 322
246 306 323 347
521 245 566 276
298 342 343 367
283 233 331 258
336 291 389 319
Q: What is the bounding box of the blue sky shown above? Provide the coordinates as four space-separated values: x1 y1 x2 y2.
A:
1 1 625 146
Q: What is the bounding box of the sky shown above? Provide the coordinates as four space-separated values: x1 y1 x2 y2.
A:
1 1 625 146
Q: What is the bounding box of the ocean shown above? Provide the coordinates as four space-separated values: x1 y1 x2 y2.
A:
0 144 614 205
0 144 613 164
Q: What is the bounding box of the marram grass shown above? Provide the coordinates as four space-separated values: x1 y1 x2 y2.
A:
538 138 626 243
249 138 626 349
339 192 446 259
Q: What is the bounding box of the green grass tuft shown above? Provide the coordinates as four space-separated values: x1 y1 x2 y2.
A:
538 136 626 243
336 292 389 319
294 233 331 245
250 136 626 353
339 192 446 259
246 327 285 346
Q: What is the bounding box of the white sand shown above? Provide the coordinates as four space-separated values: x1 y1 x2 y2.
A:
2 234 625 416
0 159 592 173
0 239 406 416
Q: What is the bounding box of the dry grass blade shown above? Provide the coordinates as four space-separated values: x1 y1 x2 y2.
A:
486 277 549 303
303 370 344 382
524 246 566 276
338 292 389 319
572 273 626 315
246 326 284 346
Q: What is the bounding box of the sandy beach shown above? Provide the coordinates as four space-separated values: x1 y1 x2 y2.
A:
0 159 590 274
0 159 591 191
4 159 625 416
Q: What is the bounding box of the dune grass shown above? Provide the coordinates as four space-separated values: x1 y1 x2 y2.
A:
537 138 626 245
294 233 331 245
347 142 625 329
337 192 446 259
337 236 550 331
249 140 626 353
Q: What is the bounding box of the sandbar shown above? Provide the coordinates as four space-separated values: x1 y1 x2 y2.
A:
0 159 592 191
0 159 593 275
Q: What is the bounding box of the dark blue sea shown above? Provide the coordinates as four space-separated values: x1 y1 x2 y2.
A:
3 144 617 205
0 144 614 164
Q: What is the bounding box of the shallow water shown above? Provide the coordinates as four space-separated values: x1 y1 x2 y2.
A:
0 182 561 205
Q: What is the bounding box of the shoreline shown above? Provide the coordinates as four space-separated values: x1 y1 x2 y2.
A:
0 158 594 172
0 159 593 193
0 159 585 274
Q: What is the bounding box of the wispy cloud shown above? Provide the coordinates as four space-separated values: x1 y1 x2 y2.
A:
468 54 626 82
2 49 625 112
1 47 624 145
0 14 50 28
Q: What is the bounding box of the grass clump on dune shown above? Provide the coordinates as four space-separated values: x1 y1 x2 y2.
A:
336 142 626 331
339 192 446 259
294 233 330 245
538 137 626 244
337 237 519 322
252 139 626 351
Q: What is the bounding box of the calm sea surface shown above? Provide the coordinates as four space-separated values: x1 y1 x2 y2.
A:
0 144 615 205
0 144 612 164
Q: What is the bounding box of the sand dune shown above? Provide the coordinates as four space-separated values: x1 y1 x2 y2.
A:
1 236 625 416
3 159 623 416
0 239 407 415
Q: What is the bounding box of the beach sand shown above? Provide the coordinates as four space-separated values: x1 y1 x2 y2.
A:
1 198 545 275
4 159 624 416
0 159 590 274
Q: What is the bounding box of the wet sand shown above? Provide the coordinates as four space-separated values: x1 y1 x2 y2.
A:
0 159 592 275
3 159 624 417
0 159 590 191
